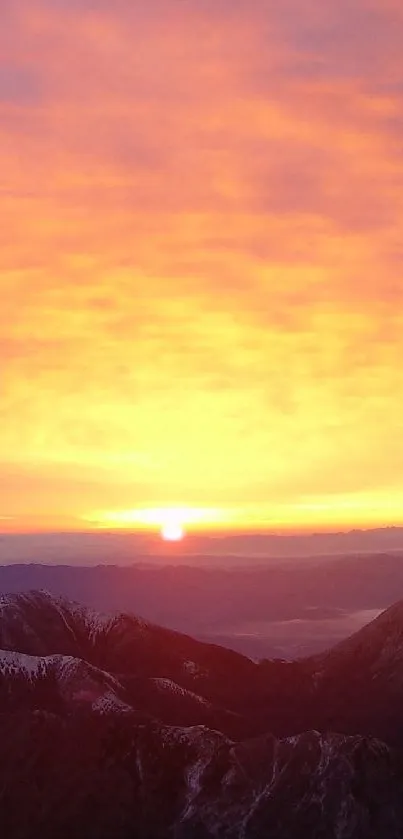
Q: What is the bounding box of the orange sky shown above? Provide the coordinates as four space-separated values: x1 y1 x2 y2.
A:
1 0 403 533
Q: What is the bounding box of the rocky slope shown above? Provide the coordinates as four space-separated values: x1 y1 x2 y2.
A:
3 590 403 837
0 591 252 736
0 648 133 713
0 590 270 733
1 712 402 839
6 591 403 742
299 599 403 745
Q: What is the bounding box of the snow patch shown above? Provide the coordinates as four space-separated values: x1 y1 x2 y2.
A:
151 678 209 706
0 649 44 677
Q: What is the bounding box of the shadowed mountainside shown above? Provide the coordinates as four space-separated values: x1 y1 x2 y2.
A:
3 591 403 836
3 591 403 743
2 713 402 839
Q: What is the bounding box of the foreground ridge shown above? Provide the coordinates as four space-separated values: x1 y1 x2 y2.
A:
1 712 402 839
2 590 403 837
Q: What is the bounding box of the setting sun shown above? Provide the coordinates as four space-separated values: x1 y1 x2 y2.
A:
161 522 185 542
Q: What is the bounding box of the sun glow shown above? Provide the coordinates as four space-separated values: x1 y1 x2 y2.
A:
80 494 403 536
85 506 224 532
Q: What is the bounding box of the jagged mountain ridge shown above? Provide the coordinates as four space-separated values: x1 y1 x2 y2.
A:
0 648 133 714
2 555 402 659
0 589 255 679
5 590 403 743
3 590 403 836
0 645 246 735
0 591 254 736
1 712 402 839
0 590 267 730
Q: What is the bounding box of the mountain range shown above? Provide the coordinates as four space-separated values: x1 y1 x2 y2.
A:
3 527 403 563
2 552 403 658
2 590 403 836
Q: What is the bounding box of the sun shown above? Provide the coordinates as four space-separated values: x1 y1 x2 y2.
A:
85 505 224 535
161 521 185 542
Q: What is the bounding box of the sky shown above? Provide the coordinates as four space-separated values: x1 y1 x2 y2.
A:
1 0 403 534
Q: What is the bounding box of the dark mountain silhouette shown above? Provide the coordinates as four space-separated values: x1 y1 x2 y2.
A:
1 713 402 839
3 591 403 836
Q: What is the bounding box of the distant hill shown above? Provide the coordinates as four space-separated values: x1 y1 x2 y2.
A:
1 552 403 657
2 526 403 565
